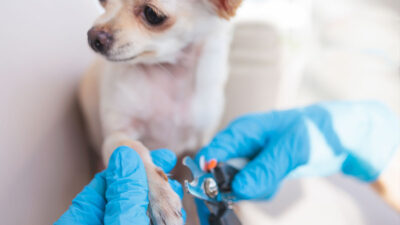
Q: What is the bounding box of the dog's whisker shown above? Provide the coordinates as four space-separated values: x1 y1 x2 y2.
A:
117 43 132 50
156 63 175 78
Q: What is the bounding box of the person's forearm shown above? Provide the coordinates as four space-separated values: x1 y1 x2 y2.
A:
372 147 400 212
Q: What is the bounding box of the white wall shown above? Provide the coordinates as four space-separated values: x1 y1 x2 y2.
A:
0 1 99 224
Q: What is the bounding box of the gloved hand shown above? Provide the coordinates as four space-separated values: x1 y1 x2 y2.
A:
55 146 185 225
197 101 400 201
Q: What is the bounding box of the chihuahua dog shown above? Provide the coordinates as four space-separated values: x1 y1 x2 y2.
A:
79 0 242 224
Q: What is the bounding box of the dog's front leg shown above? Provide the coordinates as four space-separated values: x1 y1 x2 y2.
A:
102 132 184 225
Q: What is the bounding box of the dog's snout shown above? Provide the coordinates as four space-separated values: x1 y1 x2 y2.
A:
88 28 113 54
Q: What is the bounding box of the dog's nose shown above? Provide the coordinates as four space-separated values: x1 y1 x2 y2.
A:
87 28 113 54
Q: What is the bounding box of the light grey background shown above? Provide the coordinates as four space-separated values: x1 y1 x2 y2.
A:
0 1 98 224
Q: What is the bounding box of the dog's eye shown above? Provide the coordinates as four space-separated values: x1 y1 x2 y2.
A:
144 6 166 26
99 0 106 6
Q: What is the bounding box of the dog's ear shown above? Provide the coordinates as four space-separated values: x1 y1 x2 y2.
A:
209 0 242 20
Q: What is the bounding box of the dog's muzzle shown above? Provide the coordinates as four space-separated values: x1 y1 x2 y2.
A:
87 28 113 55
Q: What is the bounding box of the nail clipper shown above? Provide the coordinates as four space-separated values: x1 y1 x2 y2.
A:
183 156 243 225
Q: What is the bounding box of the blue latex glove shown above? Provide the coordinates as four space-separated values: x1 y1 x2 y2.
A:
197 101 400 201
55 146 185 225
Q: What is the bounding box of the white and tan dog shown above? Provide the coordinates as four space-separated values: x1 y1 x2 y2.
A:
79 0 241 224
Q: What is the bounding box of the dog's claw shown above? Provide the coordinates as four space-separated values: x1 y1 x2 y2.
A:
148 167 184 225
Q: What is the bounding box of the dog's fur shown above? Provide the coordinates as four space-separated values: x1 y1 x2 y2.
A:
79 0 241 224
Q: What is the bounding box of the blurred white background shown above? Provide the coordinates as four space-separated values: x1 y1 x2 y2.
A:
0 0 399 224
225 0 400 224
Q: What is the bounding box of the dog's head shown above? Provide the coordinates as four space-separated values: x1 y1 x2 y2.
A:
87 0 242 63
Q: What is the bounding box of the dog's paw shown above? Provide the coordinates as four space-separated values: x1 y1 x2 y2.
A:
148 168 184 225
